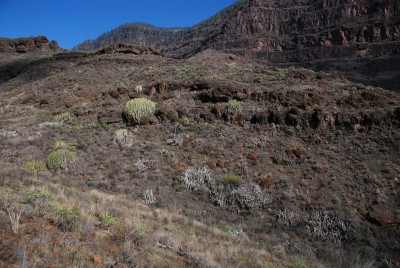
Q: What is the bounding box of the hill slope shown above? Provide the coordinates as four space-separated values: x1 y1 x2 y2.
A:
0 45 399 267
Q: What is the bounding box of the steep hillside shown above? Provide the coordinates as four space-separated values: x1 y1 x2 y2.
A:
0 45 399 267
75 0 246 58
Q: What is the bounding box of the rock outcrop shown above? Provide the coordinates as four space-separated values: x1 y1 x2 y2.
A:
74 0 400 63
96 43 161 56
0 36 61 53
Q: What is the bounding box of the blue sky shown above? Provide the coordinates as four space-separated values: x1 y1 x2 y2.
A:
0 0 238 49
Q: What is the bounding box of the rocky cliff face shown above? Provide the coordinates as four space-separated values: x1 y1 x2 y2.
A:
0 36 61 53
222 0 400 63
75 0 400 63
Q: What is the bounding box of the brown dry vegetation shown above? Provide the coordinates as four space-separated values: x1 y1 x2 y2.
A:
0 46 399 267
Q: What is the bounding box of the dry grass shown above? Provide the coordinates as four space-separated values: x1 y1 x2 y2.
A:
0 175 287 267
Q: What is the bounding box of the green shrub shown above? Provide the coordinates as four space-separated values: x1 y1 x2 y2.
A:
27 190 54 201
216 175 243 186
53 112 70 122
27 190 54 215
166 109 179 122
176 65 197 79
24 160 46 181
100 213 117 226
227 99 242 114
272 155 284 165
124 98 156 124
55 205 80 231
24 160 46 172
54 140 75 151
278 68 288 80
47 148 76 171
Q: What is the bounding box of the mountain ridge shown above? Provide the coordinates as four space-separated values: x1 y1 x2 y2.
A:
74 0 400 63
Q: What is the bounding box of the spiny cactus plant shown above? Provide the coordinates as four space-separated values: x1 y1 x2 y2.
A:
179 166 213 190
306 210 354 245
124 98 156 124
114 129 133 148
210 182 272 209
142 189 156 204
277 209 300 228
47 141 76 172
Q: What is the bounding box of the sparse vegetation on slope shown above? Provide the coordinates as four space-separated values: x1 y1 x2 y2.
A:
0 46 399 267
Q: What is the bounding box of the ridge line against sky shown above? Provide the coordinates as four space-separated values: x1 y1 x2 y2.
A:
0 0 238 49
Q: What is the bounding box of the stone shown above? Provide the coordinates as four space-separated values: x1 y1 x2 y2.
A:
216 160 225 169
93 255 102 265
97 110 122 124
248 150 261 162
259 176 275 189
176 159 189 170
251 112 268 124
394 107 400 121
367 206 397 227
109 87 129 99
285 113 299 126
285 149 297 159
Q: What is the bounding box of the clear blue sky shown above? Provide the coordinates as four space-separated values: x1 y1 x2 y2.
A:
0 0 238 49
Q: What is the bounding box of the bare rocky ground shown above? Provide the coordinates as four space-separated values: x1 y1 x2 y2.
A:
0 45 399 267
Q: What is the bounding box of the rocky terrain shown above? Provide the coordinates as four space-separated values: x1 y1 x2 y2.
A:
75 0 400 87
0 36 62 54
0 42 399 267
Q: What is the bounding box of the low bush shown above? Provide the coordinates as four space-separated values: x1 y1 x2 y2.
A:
210 182 272 209
247 136 267 148
55 205 80 231
47 141 76 172
54 140 75 151
24 160 46 175
276 209 300 227
306 210 354 245
53 112 70 122
100 213 117 226
24 160 45 170
166 133 183 146
142 189 156 204
124 98 156 124
27 190 53 215
179 166 213 190
227 99 242 114
47 149 76 171
166 109 179 122
114 129 133 148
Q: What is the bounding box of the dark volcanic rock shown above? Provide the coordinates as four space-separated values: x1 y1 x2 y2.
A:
96 43 161 56
0 36 62 53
